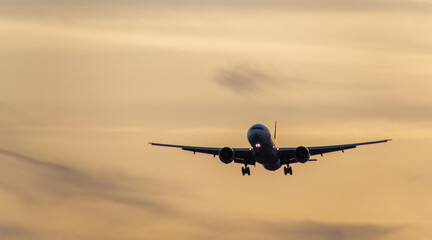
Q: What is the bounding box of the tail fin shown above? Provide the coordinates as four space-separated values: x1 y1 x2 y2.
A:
274 120 277 140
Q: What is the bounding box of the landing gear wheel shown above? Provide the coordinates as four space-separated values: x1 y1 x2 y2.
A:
284 166 293 175
242 167 251 176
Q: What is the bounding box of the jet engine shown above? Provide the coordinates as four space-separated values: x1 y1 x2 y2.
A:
294 146 310 163
219 147 235 164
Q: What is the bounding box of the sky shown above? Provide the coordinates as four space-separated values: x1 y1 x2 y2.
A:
0 0 432 239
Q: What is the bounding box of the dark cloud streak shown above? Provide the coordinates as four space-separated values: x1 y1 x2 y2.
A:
214 66 274 93
0 148 178 215
0 223 29 238
262 220 402 240
1 0 432 20
0 148 82 174
213 65 316 94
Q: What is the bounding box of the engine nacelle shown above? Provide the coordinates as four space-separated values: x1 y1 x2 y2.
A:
219 147 235 164
294 146 310 163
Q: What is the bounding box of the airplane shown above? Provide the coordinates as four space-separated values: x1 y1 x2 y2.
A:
149 122 391 175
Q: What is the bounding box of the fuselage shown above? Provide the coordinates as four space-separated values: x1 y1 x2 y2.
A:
247 123 281 170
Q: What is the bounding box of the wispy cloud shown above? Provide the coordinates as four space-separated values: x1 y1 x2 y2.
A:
1 0 432 16
262 220 402 240
214 65 274 93
0 148 179 215
213 65 315 94
0 223 29 238
160 216 405 240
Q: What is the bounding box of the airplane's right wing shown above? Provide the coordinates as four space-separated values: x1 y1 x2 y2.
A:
308 139 391 155
278 139 391 163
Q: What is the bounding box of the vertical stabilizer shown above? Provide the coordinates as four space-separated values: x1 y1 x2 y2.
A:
274 120 277 140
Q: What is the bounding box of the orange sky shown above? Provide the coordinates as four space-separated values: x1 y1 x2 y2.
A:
0 1 431 239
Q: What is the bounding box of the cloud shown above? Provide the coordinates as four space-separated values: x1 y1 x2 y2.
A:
1 0 431 11
0 148 178 215
159 216 405 240
0 223 29 238
261 220 402 240
1 0 432 20
213 65 316 94
213 66 275 93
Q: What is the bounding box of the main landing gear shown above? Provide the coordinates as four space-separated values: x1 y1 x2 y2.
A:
242 166 250 176
284 166 293 175
241 165 291 176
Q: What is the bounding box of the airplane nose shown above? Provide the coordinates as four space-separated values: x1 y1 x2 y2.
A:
249 133 258 142
248 130 262 146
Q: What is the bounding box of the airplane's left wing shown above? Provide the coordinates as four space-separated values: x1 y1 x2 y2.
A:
148 142 254 165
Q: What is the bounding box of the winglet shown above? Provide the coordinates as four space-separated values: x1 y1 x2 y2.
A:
274 120 277 140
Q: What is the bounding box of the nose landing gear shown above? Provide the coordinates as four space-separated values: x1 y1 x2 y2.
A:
242 166 250 176
284 166 293 175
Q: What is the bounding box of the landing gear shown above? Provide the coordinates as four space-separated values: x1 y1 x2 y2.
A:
284 166 293 175
242 166 250 176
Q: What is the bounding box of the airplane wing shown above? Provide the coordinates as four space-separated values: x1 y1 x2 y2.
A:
150 139 390 165
148 142 255 165
278 139 391 164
